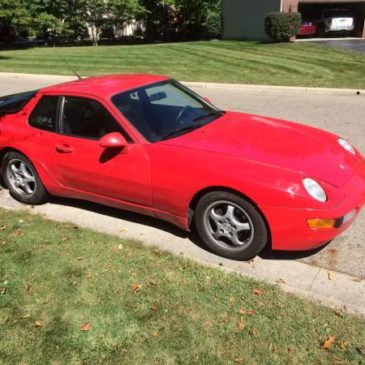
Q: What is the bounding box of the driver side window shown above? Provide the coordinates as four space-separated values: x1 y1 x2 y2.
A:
62 96 130 141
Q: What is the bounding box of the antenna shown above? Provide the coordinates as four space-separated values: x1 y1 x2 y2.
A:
53 46 83 81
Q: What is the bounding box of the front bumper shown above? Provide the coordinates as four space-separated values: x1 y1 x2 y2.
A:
260 165 365 251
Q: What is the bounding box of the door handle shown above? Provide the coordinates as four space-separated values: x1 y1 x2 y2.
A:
55 144 74 153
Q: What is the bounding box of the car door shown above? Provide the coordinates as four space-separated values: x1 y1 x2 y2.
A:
54 95 152 207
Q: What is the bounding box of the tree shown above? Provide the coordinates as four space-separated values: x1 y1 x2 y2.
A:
0 0 30 42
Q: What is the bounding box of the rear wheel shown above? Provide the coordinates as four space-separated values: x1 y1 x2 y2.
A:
2 151 48 205
194 191 268 260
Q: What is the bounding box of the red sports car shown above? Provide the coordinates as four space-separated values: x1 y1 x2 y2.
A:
1 75 364 260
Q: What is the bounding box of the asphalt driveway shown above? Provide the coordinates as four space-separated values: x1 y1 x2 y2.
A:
0 73 365 281
308 38 365 54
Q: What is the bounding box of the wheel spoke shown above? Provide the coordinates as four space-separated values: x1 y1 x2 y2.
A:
20 163 35 182
209 209 223 225
24 183 34 195
10 164 19 176
224 205 235 221
231 232 245 246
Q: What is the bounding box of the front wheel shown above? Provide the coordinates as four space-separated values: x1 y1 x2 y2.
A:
2 151 48 205
194 191 268 260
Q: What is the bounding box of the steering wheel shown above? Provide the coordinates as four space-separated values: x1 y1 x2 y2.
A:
175 106 193 125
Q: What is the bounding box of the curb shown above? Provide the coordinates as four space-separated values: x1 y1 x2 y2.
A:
1 72 364 95
0 189 364 317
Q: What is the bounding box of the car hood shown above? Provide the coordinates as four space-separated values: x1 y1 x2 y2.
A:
161 111 355 187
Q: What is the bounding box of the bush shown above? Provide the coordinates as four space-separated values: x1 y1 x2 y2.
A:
206 10 221 39
265 12 301 42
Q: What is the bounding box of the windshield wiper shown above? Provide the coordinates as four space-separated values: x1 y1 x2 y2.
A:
159 122 207 141
192 110 225 123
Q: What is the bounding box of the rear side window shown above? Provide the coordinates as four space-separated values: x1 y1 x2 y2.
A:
62 96 131 141
29 96 59 132
0 90 38 115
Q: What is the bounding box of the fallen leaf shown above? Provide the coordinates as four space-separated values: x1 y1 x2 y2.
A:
234 358 244 363
322 336 336 350
357 347 365 357
118 244 124 250
334 310 343 318
203 320 212 330
339 341 349 350
237 320 245 331
249 328 257 336
20 313 31 319
332 357 344 364
328 272 334 281
239 309 256 316
151 331 158 337
150 304 158 311
119 228 127 233
131 283 141 293
80 322 91 332
352 277 362 282
34 320 42 328
11 228 22 237
252 288 263 296
149 279 158 286
0 225 7 231
276 278 286 285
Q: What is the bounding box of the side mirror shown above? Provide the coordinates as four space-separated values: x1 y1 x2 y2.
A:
99 132 128 149
203 96 213 105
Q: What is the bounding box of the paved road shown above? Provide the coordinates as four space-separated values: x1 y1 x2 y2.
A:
1 73 365 281
309 38 365 54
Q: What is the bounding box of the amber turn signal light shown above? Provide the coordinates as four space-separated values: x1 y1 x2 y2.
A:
307 218 336 229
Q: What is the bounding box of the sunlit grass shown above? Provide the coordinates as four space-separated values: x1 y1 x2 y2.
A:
0 41 365 88
0 208 364 364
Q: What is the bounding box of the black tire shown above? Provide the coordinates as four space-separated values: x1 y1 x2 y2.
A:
317 24 325 38
2 151 48 205
194 191 268 260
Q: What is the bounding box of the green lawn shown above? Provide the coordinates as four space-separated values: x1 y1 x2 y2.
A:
0 41 365 88
0 209 364 364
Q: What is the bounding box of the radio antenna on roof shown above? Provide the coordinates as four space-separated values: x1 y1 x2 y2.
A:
53 46 83 81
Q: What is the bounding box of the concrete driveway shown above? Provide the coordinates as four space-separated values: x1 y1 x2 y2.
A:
0 73 364 313
299 38 365 54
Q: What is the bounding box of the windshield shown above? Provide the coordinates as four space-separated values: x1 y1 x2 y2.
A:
111 80 224 142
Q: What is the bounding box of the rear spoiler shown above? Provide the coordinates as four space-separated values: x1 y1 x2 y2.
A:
0 90 38 115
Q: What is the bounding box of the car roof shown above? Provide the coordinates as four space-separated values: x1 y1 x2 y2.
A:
40 74 170 98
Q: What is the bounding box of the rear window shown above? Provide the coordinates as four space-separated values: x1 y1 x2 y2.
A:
0 90 38 115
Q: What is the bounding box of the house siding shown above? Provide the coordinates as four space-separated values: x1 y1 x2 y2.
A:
222 0 281 40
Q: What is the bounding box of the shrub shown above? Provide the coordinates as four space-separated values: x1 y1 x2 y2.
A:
206 10 222 39
265 12 301 42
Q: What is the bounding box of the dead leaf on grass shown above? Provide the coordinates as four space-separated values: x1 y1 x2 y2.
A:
11 228 22 237
80 322 91 332
150 304 158 311
34 320 42 328
0 225 7 231
151 331 158 337
249 328 257 336
237 320 245 331
132 283 141 293
339 341 349 350
322 336 336 350
328 272 334 281
239 309 256 316
252 288 263 296
234 358 244 363
332 357 344 364
357 347 365 357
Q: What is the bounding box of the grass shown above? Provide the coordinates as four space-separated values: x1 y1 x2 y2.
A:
0 41 365 88
0 209 365 364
